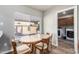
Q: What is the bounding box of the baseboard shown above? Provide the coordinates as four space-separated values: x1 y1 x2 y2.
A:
52 43 58 47
0 49 13 54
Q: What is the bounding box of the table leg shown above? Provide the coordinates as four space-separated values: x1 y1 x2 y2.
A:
32 44 36 54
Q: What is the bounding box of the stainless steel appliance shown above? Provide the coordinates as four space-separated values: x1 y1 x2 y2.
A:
58 29 62 38
66 29 74 40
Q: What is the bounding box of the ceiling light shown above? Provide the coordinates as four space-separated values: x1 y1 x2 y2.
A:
62 11 66 14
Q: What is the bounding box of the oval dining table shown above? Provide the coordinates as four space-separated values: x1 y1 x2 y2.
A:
15 34 50 53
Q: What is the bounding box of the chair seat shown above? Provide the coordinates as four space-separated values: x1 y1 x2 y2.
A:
36 42 47 49
17 44 31 54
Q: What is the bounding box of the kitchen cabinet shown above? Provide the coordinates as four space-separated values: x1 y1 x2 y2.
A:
58 16 74 27
31 15 40 21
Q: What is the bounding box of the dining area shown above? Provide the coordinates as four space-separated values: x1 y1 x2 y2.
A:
11 33 53 54
11 18 53 54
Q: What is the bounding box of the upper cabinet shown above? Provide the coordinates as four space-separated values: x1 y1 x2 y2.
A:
58 16 74 27
15 12 40 22
15 12 30 21
58 9 74 27
30 15 40 22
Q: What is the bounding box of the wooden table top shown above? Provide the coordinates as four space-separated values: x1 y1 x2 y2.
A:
15 34 50 44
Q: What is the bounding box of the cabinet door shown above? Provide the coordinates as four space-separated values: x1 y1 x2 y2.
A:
58 19 66 27
31 16 40 21
66 17 74 26
58 16 73 27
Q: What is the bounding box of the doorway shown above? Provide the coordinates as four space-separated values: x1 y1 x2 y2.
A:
57 7 75 53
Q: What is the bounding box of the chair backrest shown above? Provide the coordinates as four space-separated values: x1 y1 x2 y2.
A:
42 37 50 44
46 33 53 51
41 37 50 51
46 32 52 37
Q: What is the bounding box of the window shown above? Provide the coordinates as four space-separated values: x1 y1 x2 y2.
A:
15 21 40 36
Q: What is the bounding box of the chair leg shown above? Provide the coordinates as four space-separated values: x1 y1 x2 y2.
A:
35 47 37 54
39 50 43 54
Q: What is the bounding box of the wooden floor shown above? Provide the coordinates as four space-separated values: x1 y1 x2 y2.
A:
9 39 75 54
50 39 75 54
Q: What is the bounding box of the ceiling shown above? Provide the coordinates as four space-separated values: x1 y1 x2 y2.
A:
28 5 54 11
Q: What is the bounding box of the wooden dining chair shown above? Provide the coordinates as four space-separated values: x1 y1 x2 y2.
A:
11 39 31 54
35 33 53 54
35 36 50 54
46 33 53 53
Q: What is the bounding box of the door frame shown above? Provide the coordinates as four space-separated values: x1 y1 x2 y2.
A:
56 6 78 53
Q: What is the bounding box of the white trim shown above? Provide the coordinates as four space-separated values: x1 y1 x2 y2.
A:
57 6 76 13
56 13 59 47
57 6 78 53
52 43 58 47
58 15 73 19
74 6 78 54
0 49 13 54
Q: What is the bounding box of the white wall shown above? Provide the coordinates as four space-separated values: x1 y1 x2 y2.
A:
43 5 73 46
78 6 79 40
78 6 79 52
0 5 42 53
0 5 42 38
